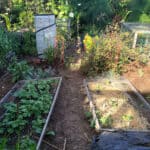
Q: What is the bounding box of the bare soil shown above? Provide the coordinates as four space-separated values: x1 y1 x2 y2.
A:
87 78 150 130
124 63 150 104
0 73 14 100
42 68 93 150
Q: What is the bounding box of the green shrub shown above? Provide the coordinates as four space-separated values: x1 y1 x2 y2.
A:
21 31 37 56
44 31 66 65
81 28 146 75
44 46 55 64
0 28 21 70
7 58 33 82
19 11 34 29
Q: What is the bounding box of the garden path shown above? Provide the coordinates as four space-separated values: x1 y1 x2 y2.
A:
43 49 94 150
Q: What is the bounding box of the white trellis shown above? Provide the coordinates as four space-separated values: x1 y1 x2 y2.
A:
122 22 150 48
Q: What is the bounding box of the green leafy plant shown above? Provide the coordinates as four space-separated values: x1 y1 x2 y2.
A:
90 119 96 128
32 117 45 134
44 46 55 64
0 28 20 70
21 31 37 56
85 111 92 119
99 115 113 127
84 111 95 128
0 79 57 148
7 58 33 82
0 137 7 150
122 114 134 122
81 28 149 76
16 136 36 150
46 130 56 136
109 98 118 107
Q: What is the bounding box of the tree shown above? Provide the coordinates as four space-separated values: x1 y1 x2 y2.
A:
127 0 150 22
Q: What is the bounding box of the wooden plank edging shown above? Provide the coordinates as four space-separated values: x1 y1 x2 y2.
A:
36 77 62 150
83 79 101 132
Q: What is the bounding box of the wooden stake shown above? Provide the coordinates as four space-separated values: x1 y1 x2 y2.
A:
63 138 67 150
33 136 60 150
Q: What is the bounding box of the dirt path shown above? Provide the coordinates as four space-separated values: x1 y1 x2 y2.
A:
43 68 93 150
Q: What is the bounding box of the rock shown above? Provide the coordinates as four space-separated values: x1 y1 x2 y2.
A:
91 131 150 150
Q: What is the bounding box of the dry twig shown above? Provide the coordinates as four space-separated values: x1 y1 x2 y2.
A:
63 138 67 150
33 136 60 150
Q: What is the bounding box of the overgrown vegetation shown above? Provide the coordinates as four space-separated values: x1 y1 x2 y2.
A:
8 58 32 82
44 29 66 65
0 27 36 75
0 0 149 33
21 31 37 56
81 25 150 76
0 79 57 149
0 1 149 72
0 28 20 71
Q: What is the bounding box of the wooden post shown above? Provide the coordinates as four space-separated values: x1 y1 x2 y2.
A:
145 35 149 47
132 32 138 48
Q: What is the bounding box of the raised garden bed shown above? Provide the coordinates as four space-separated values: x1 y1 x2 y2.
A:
84 76 150 132
0 77 62 150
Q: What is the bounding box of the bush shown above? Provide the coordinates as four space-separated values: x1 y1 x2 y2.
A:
44 30 66 65
44 46 55 65
21 31 37 56
81 27 146 75
19 11 33 29
0 28 20 70
55 30 66 63
8 58 33 82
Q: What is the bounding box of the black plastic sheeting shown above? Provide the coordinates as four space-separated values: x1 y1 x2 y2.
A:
91 131 150 150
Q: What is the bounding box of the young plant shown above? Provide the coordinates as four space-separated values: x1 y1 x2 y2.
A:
85 111 92 119
109 98 118 107
122 114 133 122
21 31 37 56
16 136 36 150
44 46 54 64
85 111 95 129
90 119 96 128
99 115 113 128
46 130 55 136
